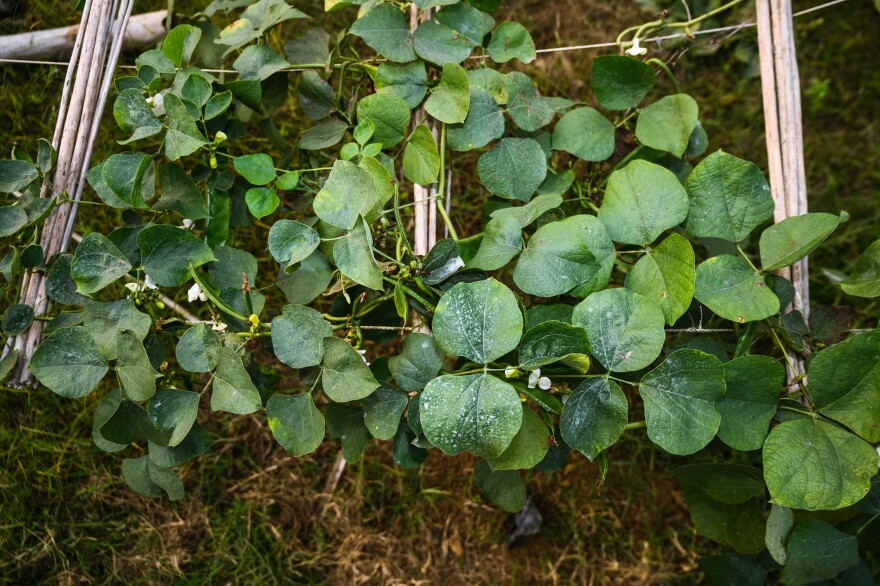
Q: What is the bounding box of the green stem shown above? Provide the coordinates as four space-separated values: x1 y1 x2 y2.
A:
736 244 760 273
623 420 647 431
646 58 681 94
190 267 248 322
393 183 413 257
382 276 435 312
435 124 458 240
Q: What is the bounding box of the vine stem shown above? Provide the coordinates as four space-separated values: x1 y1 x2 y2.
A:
617 0 746 47
623 421 647 431
435 124 458 240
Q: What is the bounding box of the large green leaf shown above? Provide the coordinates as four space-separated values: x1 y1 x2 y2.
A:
175 323 221 373
678 481 766 554
210 347 262 414
433 2 494 46
375 60 428 109
413 19 473 65
506 72 553 131
102 152 154 207
84 298 151 360
333 219 383 290
467 215 523 271
300 118 348 150
268 219 319 270
473 460 525 512
432 278 523 363
560 377 627 460
277 249 334 304
490 193 564 230
635 94 698 157
113 88 162 144
763 417 879 510
232 44 288 81
841 239 880 297
0 205 28 237
699 554 767 586
356 92 410 148
765 504 794 565
571 287 665 372
477 138 547 202
640 349 725 455
420 373 522 458
673 464 765 504
266 393 325 457
233 153 275 186
591 55 655 110
313 160 383 230
271 304 332 369
163 93 207 161
208 245 257 290
349 3 416 63
759 212 845 271
161 23 201 67
0 159 39 193
321 336 379 402
388 333 445 391
101 398 170 445
487 406 549 470
30 326 108 398
625 233 695 326
325 403 370 463
518 321 591 371
362 384 408 440
447 88 505 152
487 21 535 63
808 331 880 442
598 160 689 245
148 423 211 467
716 355 783 451
147 388 200 447
684 151 774 242
137 224 215 287
71 233 132 294
116 329 160 401
552 108 615 162
424 63 469 124
780 520 860 585
298 70 336 120
694 254 779 323
154 163 207 220
403 124 440 186
92 390 127 453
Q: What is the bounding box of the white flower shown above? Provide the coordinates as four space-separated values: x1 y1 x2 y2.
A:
877 446 880 468
144 275 158 290
626 37 647 56
504 367 517 378
205 319 227 332
125 282 139 292
188 283 207 302
538 376 552 390
145 96 154 107
182 219 194 229
152 92 164 109
214 130 228 144
527 368 541 389
356 348 370 366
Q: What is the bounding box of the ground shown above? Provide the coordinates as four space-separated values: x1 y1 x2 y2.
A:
1 0 878 584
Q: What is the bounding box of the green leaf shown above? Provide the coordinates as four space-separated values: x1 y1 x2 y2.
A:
591 55 656 110
92 390 127 453
393 422 429 469
268 219 320 269
765 504 794 565
138 224 215 287
300 118 348 150
571 287 664 372
204 90 233 120
490 193 564 229
154 163 207 220
468 68 508 104
362 384 408 440
298 70 336 119
245 187 279 218
625 233 695 326
473 460 525 512
433 278 523 363
30 326 108 398
487 406 549 470
684 151 774 242
102 152 154 207
679 481 766 554
413 19 473 65
560 377 627 460
233 44 288 81
277 249 334 304
0 206 28 237
640 349 725 455
84 298 151 360
780 520 860 585
551 107 615 162
162 24 201 67
2 304 32 335
101 398 170 445
175 323 221 373
321 336 379 402
519 321 591 371
841 239 880 297
808 331 880 442
699 554 767 586
403 124 440 185
116 330 160 401
635 94 699 157
487 21 535 63
271 304 332 369
514 215 615 297
433 2 494 46
467 215 523 270
694 254 780 323
421 373 522 457
211 347 262 414
598 160 689 245
266 393 325 457
447 88 505 152
763 417 879 510
0 160 39 193
113 88 162 144
349 3 416 63
716 355 783 451
148 388 200 447
425 63 469 124
375 60 428 109
388 332 445 391
149 423 212 467
234 153 276 186
121 456 164 498
209 245 257 289
759 212 845 271
71 233 132 294
284 28 330 65
333 219 383 290
163 93 207 161
356 92 410 148
477 138 547 202
506 72 553 132
673 464 765 504
326 403 370 463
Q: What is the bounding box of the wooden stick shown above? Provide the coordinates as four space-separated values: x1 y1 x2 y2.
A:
409 5 431 257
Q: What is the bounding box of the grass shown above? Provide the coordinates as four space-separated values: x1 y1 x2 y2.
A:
1 0 879 583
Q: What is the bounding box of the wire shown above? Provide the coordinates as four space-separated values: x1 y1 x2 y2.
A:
0 0 849 71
